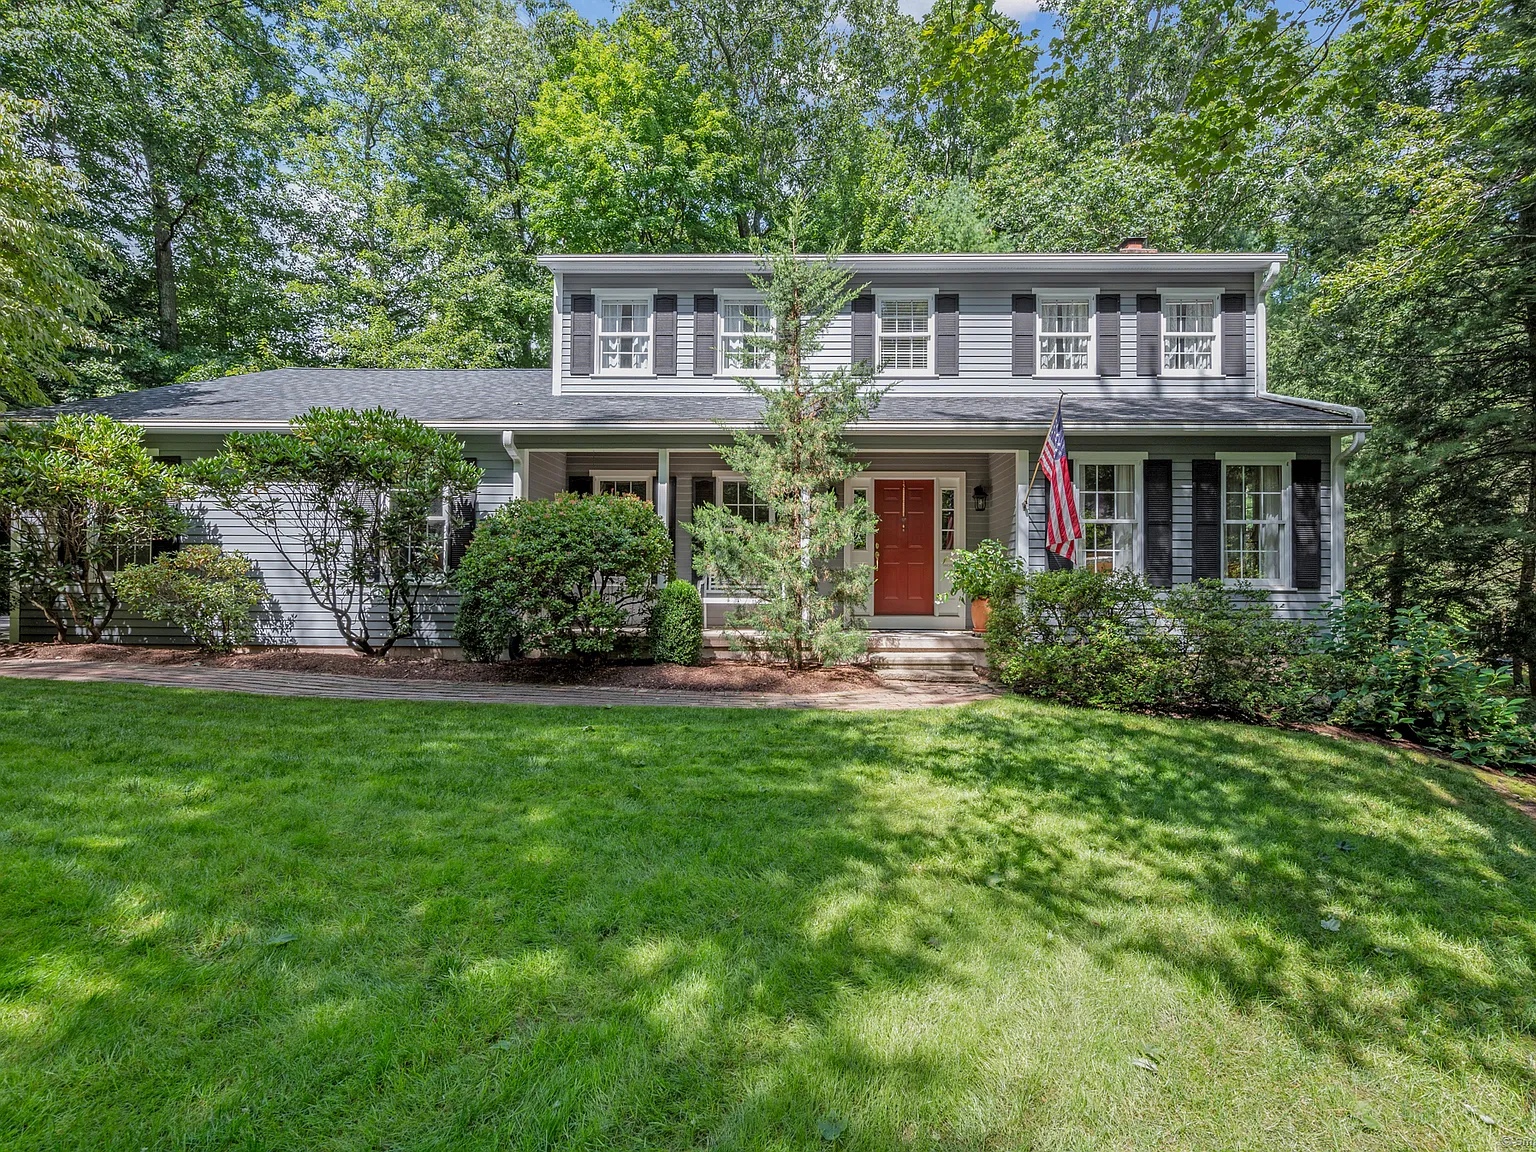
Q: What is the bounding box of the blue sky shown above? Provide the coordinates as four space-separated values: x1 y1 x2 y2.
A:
565 0 1057 40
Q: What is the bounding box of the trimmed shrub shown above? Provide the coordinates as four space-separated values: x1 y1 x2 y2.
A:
115 545 265 652
1317 595 1535 767
986 569 1315 720
651 579 703 665
453 492 671 662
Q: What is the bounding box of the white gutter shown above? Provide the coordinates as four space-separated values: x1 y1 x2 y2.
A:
539 251 1291 278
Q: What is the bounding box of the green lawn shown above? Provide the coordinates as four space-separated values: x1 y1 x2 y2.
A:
1 681 1533 1150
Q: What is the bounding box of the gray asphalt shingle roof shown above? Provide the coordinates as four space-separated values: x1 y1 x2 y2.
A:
17 368 1361 431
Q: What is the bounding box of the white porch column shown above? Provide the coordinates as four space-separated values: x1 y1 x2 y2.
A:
501 431 524 501
1013 449 1030 565
655 449 671 531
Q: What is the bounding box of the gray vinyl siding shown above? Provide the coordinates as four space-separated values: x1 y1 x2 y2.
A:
558 274 1259 395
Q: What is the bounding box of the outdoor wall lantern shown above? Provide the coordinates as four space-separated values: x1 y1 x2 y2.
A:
972 485 988 513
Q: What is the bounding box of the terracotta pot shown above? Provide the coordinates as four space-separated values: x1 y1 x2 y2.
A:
969 597 991 632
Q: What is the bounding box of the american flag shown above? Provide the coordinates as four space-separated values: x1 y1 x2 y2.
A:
1040 406 1082 562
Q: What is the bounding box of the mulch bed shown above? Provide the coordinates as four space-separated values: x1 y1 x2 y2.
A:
0 643 884 696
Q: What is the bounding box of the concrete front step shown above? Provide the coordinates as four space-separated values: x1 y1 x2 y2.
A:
702 628 990 682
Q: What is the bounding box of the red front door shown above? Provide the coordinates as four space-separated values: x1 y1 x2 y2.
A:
873 480 935 615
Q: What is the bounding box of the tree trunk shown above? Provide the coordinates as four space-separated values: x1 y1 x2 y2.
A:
147 146 181 352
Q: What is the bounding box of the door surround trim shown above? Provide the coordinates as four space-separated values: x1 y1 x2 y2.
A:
845 471 967 619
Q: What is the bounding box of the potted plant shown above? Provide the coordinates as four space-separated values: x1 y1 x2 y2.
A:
947 539 1025 632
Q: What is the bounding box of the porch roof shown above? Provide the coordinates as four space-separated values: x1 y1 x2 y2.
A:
16 367 1366 434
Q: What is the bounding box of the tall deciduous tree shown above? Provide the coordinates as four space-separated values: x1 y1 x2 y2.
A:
0 97 107 406
689 210 885 667
523 16 749 252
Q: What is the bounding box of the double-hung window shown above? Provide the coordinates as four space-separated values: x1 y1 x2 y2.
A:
1038 296 1093 374
598 297 651 373
1162 296 1217 372
878 298 931 371
721 298 774 373
1222 460 1288 584
1076 461 1139 573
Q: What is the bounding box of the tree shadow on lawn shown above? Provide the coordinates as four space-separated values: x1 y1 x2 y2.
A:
1 683 1534 1149
930 703 1536 1083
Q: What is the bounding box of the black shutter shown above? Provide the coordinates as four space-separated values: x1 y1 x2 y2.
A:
934 293 959 376
654 294 677 375
570 293 595 376
690 477 715 582
1096 294 1121 376
1011 293 1036 376
693 294 717 376
1136 294 1161 377
1143 459 1173 587
1292 458 1322 590
448 494 477 570
566 475 594 496
1192 459 1221 580
1221 292 1247 377
851 294 876 367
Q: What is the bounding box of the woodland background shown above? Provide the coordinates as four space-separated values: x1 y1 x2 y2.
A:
0 0 1531 682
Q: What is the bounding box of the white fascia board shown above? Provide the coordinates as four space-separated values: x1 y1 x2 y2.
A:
537 253 1292 278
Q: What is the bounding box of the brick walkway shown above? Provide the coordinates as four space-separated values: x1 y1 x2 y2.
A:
0 658 1000 712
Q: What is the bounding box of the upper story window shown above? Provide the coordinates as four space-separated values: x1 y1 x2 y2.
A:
721 298 774 373
878 298 931 371
598 297 651 373
1039 296 1093 374
1162 296 1217 373
1223 460 1288 584
1077 461 1139 573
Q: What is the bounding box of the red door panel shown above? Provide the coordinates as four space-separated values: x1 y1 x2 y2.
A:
873 480 935 615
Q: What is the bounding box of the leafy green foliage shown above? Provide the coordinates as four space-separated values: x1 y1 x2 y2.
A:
524 16 748 252
453 493 672 662
1317 594 1535 768
986 569 1315 721
0 415 184 642
0 96 108 407
688 211 886 668
650 579 703 666
946 539 1026 603
191 407 480 657
115 544 266 652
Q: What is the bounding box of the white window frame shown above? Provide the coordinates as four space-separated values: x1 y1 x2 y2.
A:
713 472 773 524
1218 451 1293 589
590 471 654 504
594 292 653 376
718 293 776 375
875 294 935 376
1035 291 1097 377
1159 289 1221 377
1072 451 1145 574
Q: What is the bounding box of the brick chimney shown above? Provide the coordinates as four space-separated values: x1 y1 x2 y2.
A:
1118 237 1157 253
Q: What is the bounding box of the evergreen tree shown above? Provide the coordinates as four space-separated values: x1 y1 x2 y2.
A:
688 208 885 668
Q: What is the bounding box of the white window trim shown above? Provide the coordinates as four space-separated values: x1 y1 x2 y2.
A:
590 471 654 503
1073 456 1144 574
713 472 774 522
1219 456 1292 589
842 472 966 618
1158 287 1223 378
874 294 936 377
717 293 776 376
1034 290 1097 378
593 292 654 377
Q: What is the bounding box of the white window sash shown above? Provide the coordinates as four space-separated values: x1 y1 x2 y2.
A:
1073 459 1142 574
875 296 933 374
1219 460 1291 587
719 297 775 374
1160 294 1219 375
1036 295 1095 376
595 296 652 375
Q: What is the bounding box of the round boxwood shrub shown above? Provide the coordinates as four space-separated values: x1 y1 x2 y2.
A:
651 579 703 665
453 492 671 662
115 544 265 652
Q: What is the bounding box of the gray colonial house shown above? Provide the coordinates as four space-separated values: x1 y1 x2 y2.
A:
13 247 1367 650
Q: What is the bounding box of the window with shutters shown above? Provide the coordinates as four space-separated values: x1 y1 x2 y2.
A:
720 297 774 373
593 473 653 503
597 296 651 373
1037 295 1093 374
1221 458 1290 585
877 297 931 372
1162 295 1218 372
1075 460 1140 573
